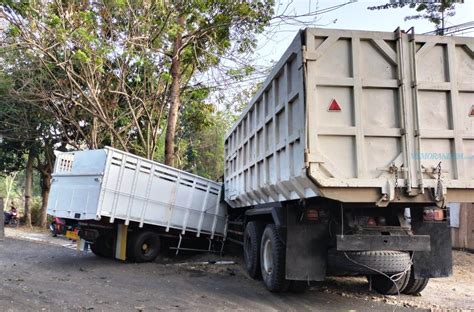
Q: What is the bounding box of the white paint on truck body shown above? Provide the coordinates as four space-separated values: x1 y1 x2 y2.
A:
224 28 474 208
47 147 227 238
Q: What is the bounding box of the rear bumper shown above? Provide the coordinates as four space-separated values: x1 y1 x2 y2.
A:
336 234 431 252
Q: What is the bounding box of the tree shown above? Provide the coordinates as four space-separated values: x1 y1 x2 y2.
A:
35 143 55 227
0 0 274 167
0 54 61 227
161 1 274 166
368 0 462 34
0 91 37 226
1 0 171 157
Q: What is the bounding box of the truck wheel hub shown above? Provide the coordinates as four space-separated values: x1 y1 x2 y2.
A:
263 240 273 274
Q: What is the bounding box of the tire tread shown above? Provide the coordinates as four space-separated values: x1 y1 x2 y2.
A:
328 249 411 275
403 269 429 295
244 221 264 279
370 270 410 295
260 224 288 292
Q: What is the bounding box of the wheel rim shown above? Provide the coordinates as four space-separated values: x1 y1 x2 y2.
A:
140 238 156 257
263 239 273 275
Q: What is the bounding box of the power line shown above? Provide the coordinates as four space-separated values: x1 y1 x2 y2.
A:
423 21 474 35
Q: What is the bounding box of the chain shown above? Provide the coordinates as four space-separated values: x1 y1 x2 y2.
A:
393 163 400 200
435 161 443 201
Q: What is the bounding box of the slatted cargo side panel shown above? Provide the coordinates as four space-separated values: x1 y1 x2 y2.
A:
98 148 226 237
224 33 315 208
305 29 408 189
411 35 474 189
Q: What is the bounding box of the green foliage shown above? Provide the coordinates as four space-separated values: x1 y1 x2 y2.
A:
29 196 43 226
0 174 20 201
0 140 27 174
73 50 91 64
1 0 274 181
178 111 228 180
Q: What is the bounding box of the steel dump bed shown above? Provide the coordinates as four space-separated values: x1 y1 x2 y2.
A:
47 147 226 238
224 28 474 208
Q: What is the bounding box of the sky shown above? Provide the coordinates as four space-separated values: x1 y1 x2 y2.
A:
254 0 474 64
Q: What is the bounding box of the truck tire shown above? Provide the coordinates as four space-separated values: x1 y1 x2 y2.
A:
327 249 412 275
260 224 288 292
129 231 160 263
402 269 429 295
90 241 103 257
244 221 264 279
90 233 115 258
369 270 410 295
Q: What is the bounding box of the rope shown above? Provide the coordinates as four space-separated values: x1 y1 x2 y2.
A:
343 251 414 311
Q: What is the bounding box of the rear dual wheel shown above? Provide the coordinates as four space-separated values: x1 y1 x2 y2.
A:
259 224 308 293
368 267 429 295
90 232 115 258
244 222 309 292
369 271 411 295
403 269 429 295
90 230 161 263
260 224 287 292
244 221 264 279
127 231 161 263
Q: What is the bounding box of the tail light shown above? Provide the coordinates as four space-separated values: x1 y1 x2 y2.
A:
367 217 377 226
423 208 444 221
423 209 434 221
433 209 444 221
305 209 319 221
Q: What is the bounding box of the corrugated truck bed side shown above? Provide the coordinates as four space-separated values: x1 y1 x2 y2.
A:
224 28 474 208
97 148 227 238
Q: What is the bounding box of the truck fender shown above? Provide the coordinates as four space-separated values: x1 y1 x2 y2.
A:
244 204 286 227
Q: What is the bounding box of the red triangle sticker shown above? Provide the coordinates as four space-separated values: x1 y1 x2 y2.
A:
470 105 474 117
328 99 341 112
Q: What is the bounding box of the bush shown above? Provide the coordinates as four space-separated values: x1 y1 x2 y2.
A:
30 197 44 226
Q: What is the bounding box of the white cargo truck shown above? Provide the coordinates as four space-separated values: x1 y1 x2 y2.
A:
224 28 474 294
47 147 226 262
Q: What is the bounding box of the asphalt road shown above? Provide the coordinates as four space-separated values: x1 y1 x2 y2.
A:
0 236 421 312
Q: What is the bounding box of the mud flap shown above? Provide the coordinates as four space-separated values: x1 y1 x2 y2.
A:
285 207 328 281
115 224 128 261
411 221 452 278
77 238 87 251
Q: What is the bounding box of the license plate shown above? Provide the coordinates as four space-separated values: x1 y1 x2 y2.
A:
65 230 79 241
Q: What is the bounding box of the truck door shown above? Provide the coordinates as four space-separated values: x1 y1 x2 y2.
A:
304 28 412 201
408 32 474 197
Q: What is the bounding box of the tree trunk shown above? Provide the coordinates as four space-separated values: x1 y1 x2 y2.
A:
39 170 52 228
164 15 185 167
0 198 4 240
4 172 18 211
24 148 34 227
91 116 98 149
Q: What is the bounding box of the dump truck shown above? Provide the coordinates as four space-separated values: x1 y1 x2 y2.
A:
224 28 474 294
48 27 473 296
47 147 227 262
